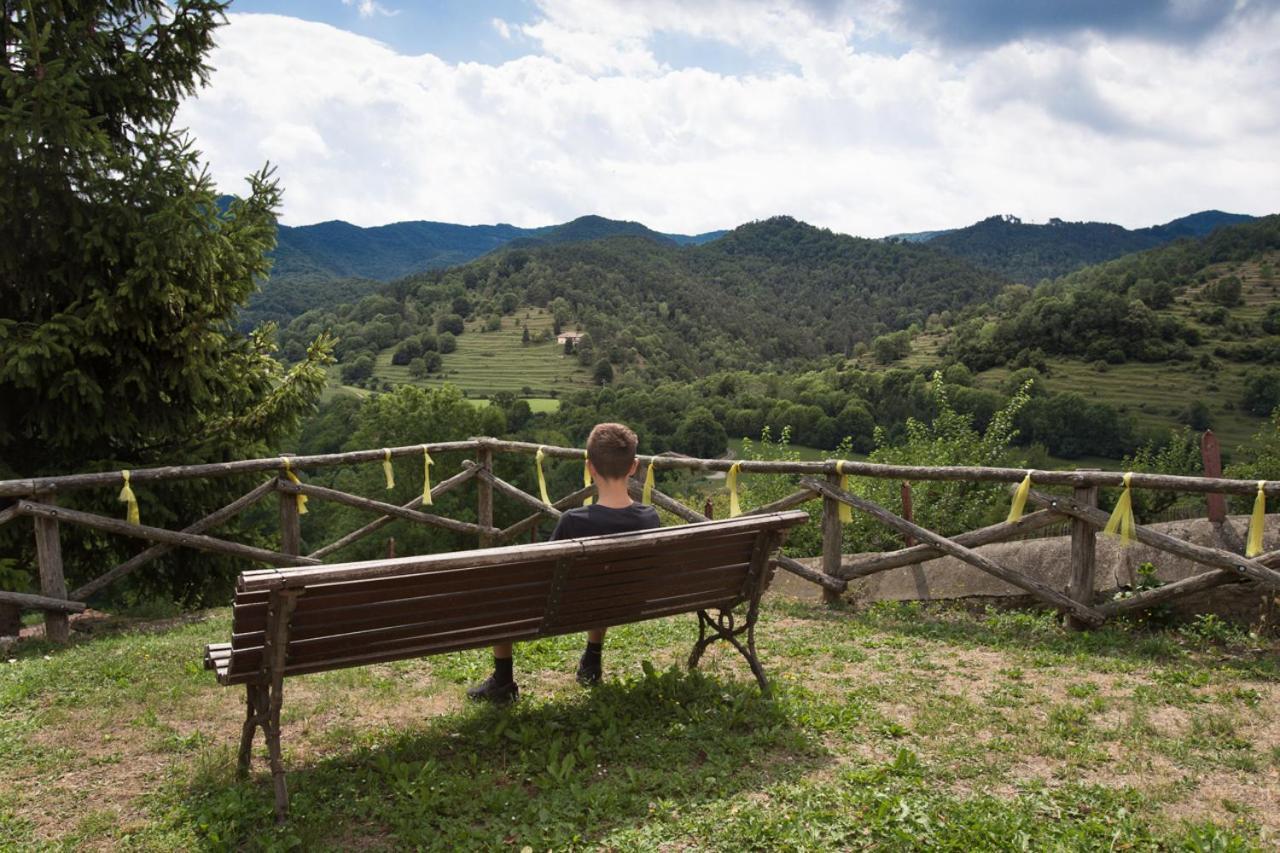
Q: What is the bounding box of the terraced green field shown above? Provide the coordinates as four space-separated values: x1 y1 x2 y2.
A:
864 254 1280 456
466 397 561 413
1013 255 1279 451
373 308 593 398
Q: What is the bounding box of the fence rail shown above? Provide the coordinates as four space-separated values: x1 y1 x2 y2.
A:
1 432 1274 642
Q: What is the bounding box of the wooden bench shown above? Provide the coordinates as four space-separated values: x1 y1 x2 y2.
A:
203 510 807 819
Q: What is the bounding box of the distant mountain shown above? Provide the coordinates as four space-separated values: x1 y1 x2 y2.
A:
270 213 724 282
278 214 1010 381
505 215 676 249
884 228 956 243
237 208 726 330
666 229 728 246
272 219 530 282
1148 210 1256 240
919 211 1257 283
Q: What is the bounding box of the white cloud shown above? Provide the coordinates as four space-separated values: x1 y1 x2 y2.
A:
178 6 1280 236
492 18 512 40
342 0 396 20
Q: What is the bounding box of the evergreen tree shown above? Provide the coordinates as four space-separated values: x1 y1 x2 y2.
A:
0 0 333 479
0 1 334 604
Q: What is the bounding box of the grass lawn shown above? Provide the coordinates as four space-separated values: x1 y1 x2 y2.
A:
2 600 1277 849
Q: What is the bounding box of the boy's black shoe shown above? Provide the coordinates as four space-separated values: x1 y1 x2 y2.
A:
576 652 602 686
466 674 519 704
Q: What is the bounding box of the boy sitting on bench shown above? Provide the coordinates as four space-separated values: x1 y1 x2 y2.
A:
467 422 660 703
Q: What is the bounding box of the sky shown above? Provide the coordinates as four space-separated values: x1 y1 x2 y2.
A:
178 0 1280 237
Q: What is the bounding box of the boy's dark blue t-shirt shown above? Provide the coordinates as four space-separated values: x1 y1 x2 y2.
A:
549 502 660 541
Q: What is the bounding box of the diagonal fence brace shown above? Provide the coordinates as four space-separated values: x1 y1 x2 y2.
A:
1021 485 1280 592
800 477 1105 625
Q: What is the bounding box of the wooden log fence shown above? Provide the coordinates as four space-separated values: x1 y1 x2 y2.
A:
3 433 1279 642
307 465 479 560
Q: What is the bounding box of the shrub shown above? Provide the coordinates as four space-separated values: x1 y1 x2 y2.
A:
436 314 464 335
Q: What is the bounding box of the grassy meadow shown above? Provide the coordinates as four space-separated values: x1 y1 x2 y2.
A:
376 308 592 398
2 599 1278 850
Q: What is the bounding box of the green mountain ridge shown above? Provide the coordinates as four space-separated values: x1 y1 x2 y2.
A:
279 214 1010 384
291 212 1280 467
912 210 1256 283
242 211 726 331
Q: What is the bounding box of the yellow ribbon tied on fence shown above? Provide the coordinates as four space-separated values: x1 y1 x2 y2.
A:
583 450 594 506
382 448 395 490
1007 470 1033 524
280 457 308 515
421 446 434 505
727 462 742 518
835 460 852 524
1247 480 1267 558
642 459 656 505
1102 471 1136 547
118 470 140 525
535 447 551 505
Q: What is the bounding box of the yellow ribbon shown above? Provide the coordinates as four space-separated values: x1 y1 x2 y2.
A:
382 448 395 490
1247 481 1266 558
836 461 852 524
280 457 308 515
1102 471 1135 547
421 446 434 505
535 447 550 505
582 450 593 506
727 462 742 518
642 459 656 504
118 470 139 525
1007 471 1032 524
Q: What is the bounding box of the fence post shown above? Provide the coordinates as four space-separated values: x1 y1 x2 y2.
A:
821 472 844 604
0 600 19 636
477 442 494 548
900 481 914 547
33 493 70 643
1201 430 1226 524
1066 471 1099 631
279 481 300 558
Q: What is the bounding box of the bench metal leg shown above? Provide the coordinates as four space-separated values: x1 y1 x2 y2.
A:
237 683 268 778
687 607 771 697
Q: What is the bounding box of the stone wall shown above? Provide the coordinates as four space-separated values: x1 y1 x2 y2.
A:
791 513 1280 623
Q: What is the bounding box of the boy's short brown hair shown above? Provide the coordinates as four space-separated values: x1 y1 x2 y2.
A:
586 422 639 480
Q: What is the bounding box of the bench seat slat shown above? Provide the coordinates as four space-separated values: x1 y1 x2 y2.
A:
278 589 550 640
231 581 553 643
230 561 559 632
230 590 553 649
221 623 548 684
225 616 547 678
564 532 756 572
551 566 749 617
561 551 753 593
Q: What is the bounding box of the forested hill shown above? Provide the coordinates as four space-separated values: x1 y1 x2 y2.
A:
280 215 1008 380
243 213 724 331
918 210 1256 283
